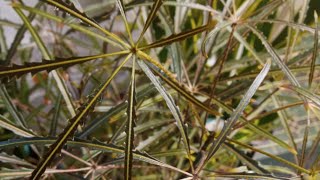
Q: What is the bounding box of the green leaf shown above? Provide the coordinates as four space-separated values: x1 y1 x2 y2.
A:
124 55 136 180
30 53 132 179
137 0 163 44
140 21 217 50
204 60 271 165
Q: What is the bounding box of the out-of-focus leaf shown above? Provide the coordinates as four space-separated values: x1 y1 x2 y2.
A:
0 152 35 168
0 114 34 137
206 172 289 180
284 85 320 109
228 138 310 174
0 86 26 127
49 94 62 137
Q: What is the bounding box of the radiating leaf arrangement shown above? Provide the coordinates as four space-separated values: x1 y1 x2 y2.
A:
0 0 319 179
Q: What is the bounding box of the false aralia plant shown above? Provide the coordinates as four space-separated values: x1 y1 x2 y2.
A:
0 0 319 179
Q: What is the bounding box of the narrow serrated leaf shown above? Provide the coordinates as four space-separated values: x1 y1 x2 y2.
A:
0 51 128 82
137 0 163 44
37 0 129 48
30 54 132 179
124 55 136 180
140 21 217 50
